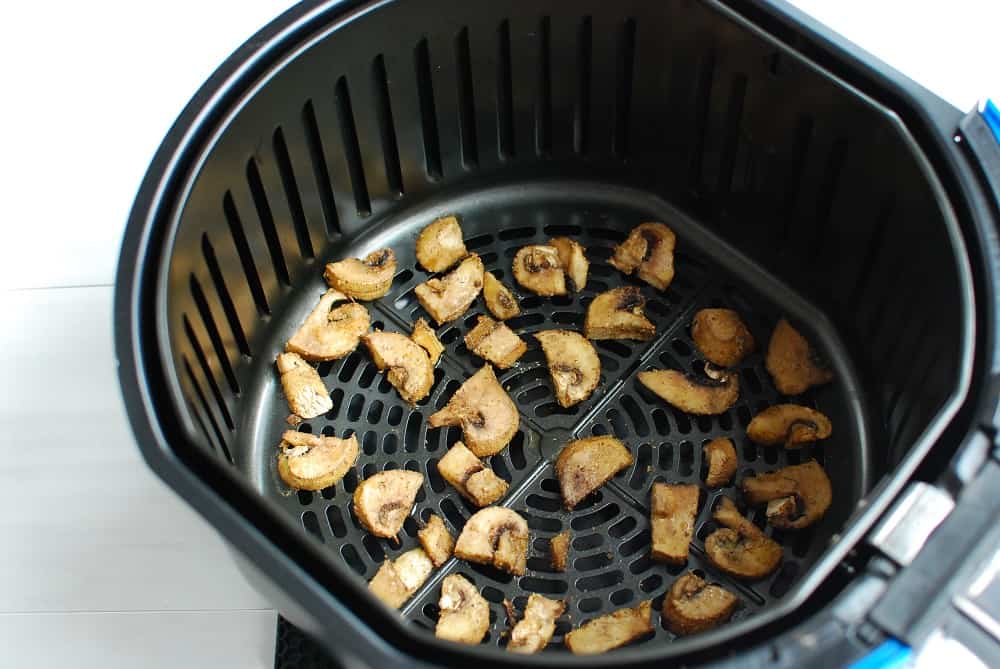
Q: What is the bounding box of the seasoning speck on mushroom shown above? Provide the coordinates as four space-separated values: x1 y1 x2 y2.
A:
555 435 634 509
704 497 782 580
550 530 571 572
362 331 435 404
464 315 526 369
418 513 455 567
416 215 468 273
534 330 601 408
513 244 567 296
368 547 434 608
584 286 656 341
747 404 832 448
609 222 676 290
508 594 566 654
637 366 739 415
662 572 738 636
650 482 699 565
453 507 530 575
482 272 520 321
548 237 589 292
564 601 653 655
277 430 359 491
437 441 509 507
324 248 397 301
410 317 444 365
765 319 834 395
691 308 755 367
415 254 485 325
742 460 832 529
428 364 519 457
285 289 370 361
352 470 423 540
435 574 490 645
276 352 332 419
703 437 738 488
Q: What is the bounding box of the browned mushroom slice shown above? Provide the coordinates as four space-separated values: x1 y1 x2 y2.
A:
637 366 739 415
508 594 566 654
703 437 738 487
324 248 397 301
362 331 434 404
704 497 782 580
691 308 755 367
415 254 485 324
286 289 370 361
662 572 738 635
742 460 832 529
416 215 468 273
550 530 571 572
464 315 526 369
437 441 509 506
368 547 434 608
548 237 589 292
277 430 359 491
436 574 490 644
583 287 656 341
352 470 423 539
609 222 676 290
564 601 653 655
418 513 455 567
453 507 530 575
651 482 699 565
428 364 519 457
513 244 567 296
765 319 834 395
747 404 832 448
410 317 444 365
276 352 332 419
482 272 520 320
534 330 601 408
555 436 634 510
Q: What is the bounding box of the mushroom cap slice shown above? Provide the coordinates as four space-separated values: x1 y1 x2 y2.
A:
534 330 601 408
464 315 526 369
415 254 485 324
513 245 567 296
555 436 634 510
747 404 832 448
651 482 699 565
276 352 332 419
704 497 782 580
765 319 834 395
368 547 434 608
277 430 360 491
286 289 370 361
691 308 755 367
584 287 656 341
548 237 589 292
637 367 739 415
418 513 455 567
428 364 519 457
609 222 676 290
437 441 509 507
703 437 738 488
352 470 424 539
742 460 832 529
436 574 490 645
508 594 566 654
410 317 444 366
550 530 571 572
324 248 397 301
454 507 530 575
362 331 435 404
417 215 468 273
564 601 653 655
662 572 739 635
482 272 521 320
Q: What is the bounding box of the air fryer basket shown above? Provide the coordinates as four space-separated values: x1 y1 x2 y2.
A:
115 0 994 666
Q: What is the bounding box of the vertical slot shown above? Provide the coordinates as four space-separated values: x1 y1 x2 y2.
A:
189 274 240 395
271 127 314 259
496 20 515 160
454 27 479 168
689 47 716 190
371 55 404 197
848 196 893 307
301 100 341 238
777 115 813 241
414 39 443 180
201 234 251 356
536 16 552 157
574 16 592 155
183 315 234 431
717 74 747 199
612 18 636 159
810 138 848 257
333 77 372 217
183 357 231 462
245 158 290 286
222 191 270 316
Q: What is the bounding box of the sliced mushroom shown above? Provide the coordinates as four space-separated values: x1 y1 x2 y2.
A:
550 530 571 572
662 571 739 636
548 237 589 292
454 507 530 575
703 437 738 488
765 319 834 395
513 245 567 296
415 254 485 325
418 513 455 567
609 222 676 290
324 248 397 301
742 460 832 529
464 315 526 369
437 441 509 507
416 215 467 273
428 364 519 457
637 366 739 415
276 352 332 419
704 497 782 580
508 594 566 654
277 430 359 491
362 331 434 404
482 272 520 321
564 601 653 655
747 404 832 448
555 436 634 510
286 289 370 361
410 317 444 365
352 470 423 539
368 547 434 609
651 482 699 565
584 286 656 341
691 308 755 367
534 330 601 408
435 574 490 645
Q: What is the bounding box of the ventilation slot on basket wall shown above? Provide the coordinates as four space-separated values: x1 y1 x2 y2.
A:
182 315 234 431
371 55 404 197
271 127 316 259
612 18 636 159
246 158 291 286
497 20 515 160
222 192 270 316
301 100 341 238
334 77 372 217
574 16 592 155
201 234 251 357
454 28 479 169
189 274 240 394
414 39 443 180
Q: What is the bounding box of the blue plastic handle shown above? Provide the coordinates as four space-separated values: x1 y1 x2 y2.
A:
846 639 912 669
982 99 1000 145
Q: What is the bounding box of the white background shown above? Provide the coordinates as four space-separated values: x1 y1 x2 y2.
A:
0 1 996 667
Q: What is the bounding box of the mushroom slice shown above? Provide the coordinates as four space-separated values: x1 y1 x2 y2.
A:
765 319 834 395
428 365 519 457
548 237 589 292
410 317 444 366
584 287 656 341
368 547 434 608
535 330 601 407
324 248 397 301
437 441 509 507
747 404 832 448
637 367 739 415
609 222 676 290
436 574 490 645
416 215 467 273
464 315 526 369
362 331 434 404
277 430 359 491
651 483 699 565
508 594 566 654
550 530 571 572
703 437 737 488
742 460 832 529
564 601 653 655
454 507 530 575
352 470 423 539
662 572 738 635
704 497 782 580
691 308 755 367
276 352 332 419
418 513 455 567
286 289 370 361
513 245 567 296
415 254 485 325
482 272 520 320
555 436 634 510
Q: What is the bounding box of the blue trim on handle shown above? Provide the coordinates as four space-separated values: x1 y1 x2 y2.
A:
983 99 1000 145
847 639 912 669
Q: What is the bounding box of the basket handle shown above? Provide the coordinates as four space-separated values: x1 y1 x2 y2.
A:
958 99 1000 210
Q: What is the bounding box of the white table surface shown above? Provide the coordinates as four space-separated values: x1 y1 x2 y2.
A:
1 1 996 667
